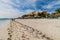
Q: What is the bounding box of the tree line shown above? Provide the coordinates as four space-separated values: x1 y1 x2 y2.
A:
21 8 60 19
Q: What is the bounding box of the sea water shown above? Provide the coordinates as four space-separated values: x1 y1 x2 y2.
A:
0 18 9 27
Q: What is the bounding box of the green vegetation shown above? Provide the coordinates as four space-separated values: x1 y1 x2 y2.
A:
21 8 60 19
37 12 46 18
37 12 50 18
52 13 58 18
55 8 60 13
22 15 28 18
52 8 60 18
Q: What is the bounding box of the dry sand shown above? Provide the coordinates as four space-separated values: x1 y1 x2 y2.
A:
15 19 60 40
0 19 60 40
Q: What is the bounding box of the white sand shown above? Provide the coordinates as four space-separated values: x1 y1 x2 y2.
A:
15 19 60 40
0 20 10 40
0 19 60 40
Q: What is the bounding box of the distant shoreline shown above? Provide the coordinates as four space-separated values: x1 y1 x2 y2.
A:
0 18 60 20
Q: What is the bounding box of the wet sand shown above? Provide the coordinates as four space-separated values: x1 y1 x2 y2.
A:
0 20 10 40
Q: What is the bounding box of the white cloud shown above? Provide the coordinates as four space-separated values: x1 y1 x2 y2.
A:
0 9 23 18
0 0 21 18
43 5 53 9
0 0 37 18
17 0 37 9
24 9 35 13
43 0 60 9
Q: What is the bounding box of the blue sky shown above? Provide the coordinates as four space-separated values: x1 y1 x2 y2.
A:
0 0 60 18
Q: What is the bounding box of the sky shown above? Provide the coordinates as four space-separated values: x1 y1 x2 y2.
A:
0 0 60 18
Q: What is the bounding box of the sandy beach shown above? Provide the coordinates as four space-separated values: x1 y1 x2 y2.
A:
15 19 60 40
0 19 60 40
0 20 10 40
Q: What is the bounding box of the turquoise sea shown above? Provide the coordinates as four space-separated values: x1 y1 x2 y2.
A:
0 18 10 27
0 18 9 22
